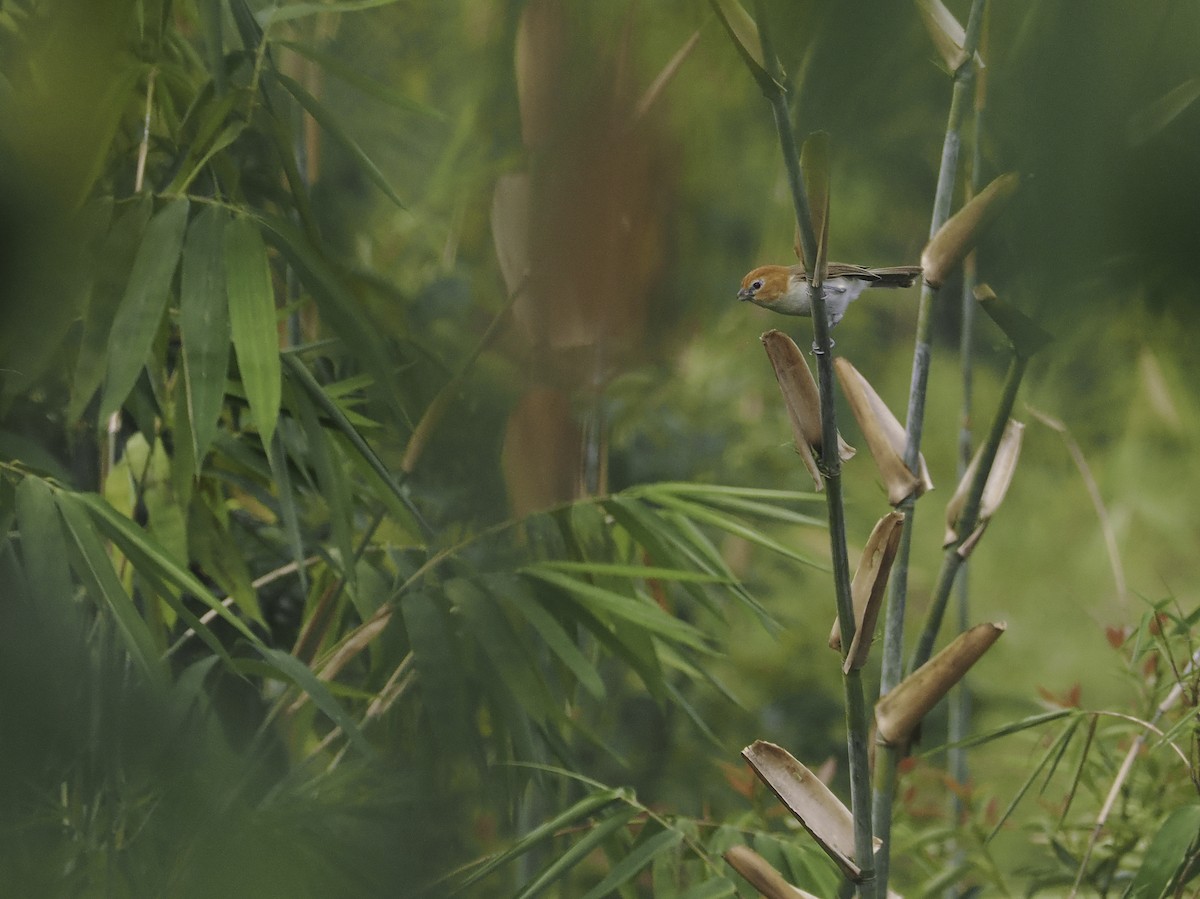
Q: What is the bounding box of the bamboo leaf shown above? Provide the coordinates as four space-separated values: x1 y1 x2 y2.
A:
258 645 373 756
450 578 559 725
401 591 476 757
523 566 710 651
75 491 261 645
506 582 606 700
450 788 626 894
275 72 405 208
99 198 190 419
643 491 822 569
708 0 769 84
180 205 230 472
197 0 225 93
275 39 441 117
293 379 356 593
1126 804 1200 898
580 827 684 899
266 426 307 595
225 215 280 447
282 353 427 536
70 197 151 420
534 560 728 584
677 878 738 899
261 0 402 24
15 477 74 608
514 807 639 899
55 491 164 684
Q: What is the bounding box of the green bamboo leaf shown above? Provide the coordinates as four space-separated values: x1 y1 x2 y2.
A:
578 827 684 899
258 646 373 756
99 198 190 419
1127 804 1200 898
15 477 73 607
515 806 638 899
401 591 476 757
677 877 738 899
261 0 402 23
188 497 263 624
985 719 1080 843
75 491 261 645
535 560 728 584
449 578 559 725
54 491 165 684
523 566 709 651
645 491 822 569
267 426 307 595
283 353 427 536
451 788 626 894
504 579 605 701
292 379 355 593
197 0 225 93
275 39 442 118
275 72 405 208
644 483 822 503
225 215 281 447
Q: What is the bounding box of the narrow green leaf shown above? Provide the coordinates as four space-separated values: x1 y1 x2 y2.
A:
451 788 626 894
515 807 638 899
647 492 822 569
262 0 402 25
449 578 559 724
283 353 427 536
275 72 405 208
677 877 737 899
188 497 263 624
535 560 728 584
258 646 373 756
260 214 403 421
986 720 1080 843
523 566 709 651
641 483 822 503
267 426 307 595
505 580 606 700
401 591 476 757
578 827 684 899
197 0 225 93
276 39 441 118
99 198 190 419
1127 804 1200 898
225 215 280 447
55 492 164 684
75 491 261 645
293 379 355 593
15 477 74 607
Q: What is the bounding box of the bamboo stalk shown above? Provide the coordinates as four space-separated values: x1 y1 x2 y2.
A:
748 4 875 893
873 2 987 893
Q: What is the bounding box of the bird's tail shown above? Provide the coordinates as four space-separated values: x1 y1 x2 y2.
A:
868 266 923 288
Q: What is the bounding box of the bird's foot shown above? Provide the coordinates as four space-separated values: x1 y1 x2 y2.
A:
811 338 836 355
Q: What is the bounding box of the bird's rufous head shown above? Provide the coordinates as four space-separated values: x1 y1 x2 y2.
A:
737 265 792 308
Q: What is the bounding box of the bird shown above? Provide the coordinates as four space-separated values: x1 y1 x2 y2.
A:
738 263 923 327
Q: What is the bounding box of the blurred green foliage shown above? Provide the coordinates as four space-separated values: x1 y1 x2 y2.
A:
0 0 1198 895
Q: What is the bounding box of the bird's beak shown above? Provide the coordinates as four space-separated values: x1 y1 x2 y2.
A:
737 287 754 302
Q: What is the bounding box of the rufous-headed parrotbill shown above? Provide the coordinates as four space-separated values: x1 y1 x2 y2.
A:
738 263 923 326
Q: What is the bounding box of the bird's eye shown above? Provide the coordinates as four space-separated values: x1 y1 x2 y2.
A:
751 279 763 290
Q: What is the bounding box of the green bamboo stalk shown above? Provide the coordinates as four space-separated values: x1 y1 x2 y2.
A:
948 24 988 834
873 3 987 893
909 352 1027 673
739 4 875 893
